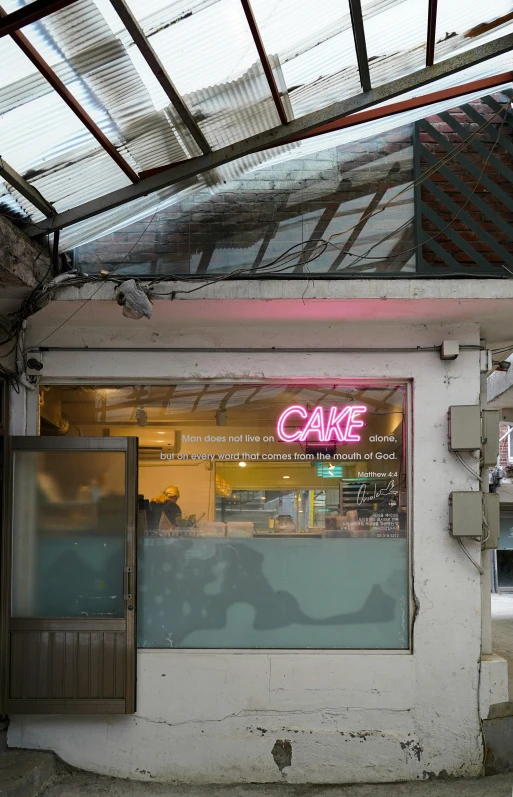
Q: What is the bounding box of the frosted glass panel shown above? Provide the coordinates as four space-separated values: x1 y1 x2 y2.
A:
12 450 126 618
138 537 408 649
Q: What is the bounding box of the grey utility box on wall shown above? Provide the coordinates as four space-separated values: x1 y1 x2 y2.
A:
450 492 482 537
448 406 481 451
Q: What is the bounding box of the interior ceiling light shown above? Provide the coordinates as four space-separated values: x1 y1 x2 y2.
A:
135 406 148 426
283 475 290 479
239 462 247 467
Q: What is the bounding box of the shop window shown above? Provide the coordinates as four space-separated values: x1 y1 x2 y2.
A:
39 383 411 650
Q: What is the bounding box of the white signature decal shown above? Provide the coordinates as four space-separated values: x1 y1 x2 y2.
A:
357 480 398 505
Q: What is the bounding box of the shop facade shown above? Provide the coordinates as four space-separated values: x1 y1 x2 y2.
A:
2 284 509 783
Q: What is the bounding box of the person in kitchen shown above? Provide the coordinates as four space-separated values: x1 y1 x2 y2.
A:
148 485 182 534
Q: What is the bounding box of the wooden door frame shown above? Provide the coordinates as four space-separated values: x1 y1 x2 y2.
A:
0 435 137 714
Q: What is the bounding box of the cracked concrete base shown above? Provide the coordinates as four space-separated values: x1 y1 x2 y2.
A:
39 771 513 797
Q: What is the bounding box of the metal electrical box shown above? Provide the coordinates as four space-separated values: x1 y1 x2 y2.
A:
483 492 500 549
450 492 482 537
482 410 500 467
448 406 481 451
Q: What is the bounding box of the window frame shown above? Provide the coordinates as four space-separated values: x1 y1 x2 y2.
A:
33 378 414 654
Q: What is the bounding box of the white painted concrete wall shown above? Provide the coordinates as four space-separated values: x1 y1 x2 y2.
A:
8 312 492 783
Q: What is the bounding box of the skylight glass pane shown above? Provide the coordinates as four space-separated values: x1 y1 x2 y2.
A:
283 30 360 117
435 0 513 62
363 0 429 88
0 36 39 88
250 0 349 56
141 0 261 95
0 91 94 173
250 0 358 117
1 2 66 67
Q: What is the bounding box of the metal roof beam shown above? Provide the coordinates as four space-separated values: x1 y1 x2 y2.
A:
0 0 80 38
25 33 513 235
348 0 371 93
0 6 139 184
426 0 438 67
108 0 212 156
282 71 513 143
239 0 289 125
0 156 55 217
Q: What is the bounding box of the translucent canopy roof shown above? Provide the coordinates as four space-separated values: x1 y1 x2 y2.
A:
0 0 511 249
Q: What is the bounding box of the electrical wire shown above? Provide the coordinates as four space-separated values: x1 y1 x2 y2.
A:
232 94 510 270
457 537 484 574
455 451 483 483
129 90 512 288
4 92 506 268
0 235 54 388
31 211 160 350
2 95 512 357
326 96 512 265
153 93 512 279
479 512 490 545
454 451 489 546
139 94 513 278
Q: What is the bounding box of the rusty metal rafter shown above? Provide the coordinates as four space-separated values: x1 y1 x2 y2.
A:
0 156 55 217
108 0 212 156
239 0 289 125
0 0 80 37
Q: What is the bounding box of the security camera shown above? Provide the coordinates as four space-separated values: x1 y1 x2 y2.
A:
496 361 511 372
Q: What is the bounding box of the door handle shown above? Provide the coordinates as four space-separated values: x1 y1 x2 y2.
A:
123 566 132 601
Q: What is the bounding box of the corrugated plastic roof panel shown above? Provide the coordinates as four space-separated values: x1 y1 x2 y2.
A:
143 0 260 96
0 0 511 249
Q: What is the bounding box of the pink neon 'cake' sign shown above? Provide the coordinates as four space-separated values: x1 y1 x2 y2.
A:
276 404 367 443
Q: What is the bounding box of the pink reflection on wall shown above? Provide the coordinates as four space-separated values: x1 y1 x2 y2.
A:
277 405 367 443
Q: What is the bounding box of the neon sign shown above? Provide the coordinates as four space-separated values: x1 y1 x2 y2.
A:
276 404 367 443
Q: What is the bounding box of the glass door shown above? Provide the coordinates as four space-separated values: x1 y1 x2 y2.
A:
0 437 137 714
